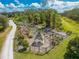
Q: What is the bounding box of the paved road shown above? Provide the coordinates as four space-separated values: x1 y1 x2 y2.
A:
0 20 17 59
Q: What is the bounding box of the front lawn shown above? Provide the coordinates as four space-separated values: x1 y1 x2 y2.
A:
14 34 76 59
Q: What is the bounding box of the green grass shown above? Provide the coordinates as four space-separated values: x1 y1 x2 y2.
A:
61 17 79 33
0 27 11 52
14 17 79 59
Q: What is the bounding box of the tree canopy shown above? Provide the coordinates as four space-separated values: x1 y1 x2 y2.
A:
64 35 79 59
0 15 8 31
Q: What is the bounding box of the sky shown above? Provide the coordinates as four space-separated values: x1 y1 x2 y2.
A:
0 0 79 12
0 0 43 4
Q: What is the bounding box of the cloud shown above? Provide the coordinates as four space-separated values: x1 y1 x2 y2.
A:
0 2 5 8
30 3 41 8
45 0 79 12
6 3 16 8
14 0 20 4
17 3 25 8
0 0 79 13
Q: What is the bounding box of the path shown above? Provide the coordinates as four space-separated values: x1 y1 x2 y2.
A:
0 20 17 59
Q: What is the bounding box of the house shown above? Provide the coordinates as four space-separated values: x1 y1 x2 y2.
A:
30 31 53 54
31 32 43 47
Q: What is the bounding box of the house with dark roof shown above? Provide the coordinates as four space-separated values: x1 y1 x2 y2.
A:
30 31 53 54
31 32 43 47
